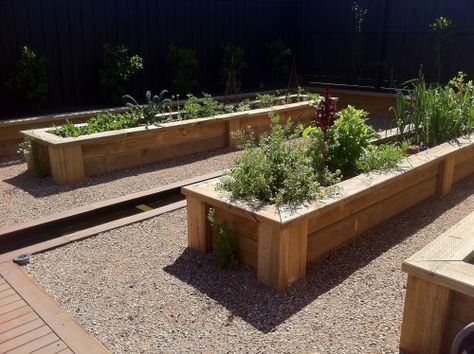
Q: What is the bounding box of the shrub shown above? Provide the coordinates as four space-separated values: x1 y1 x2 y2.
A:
168 43 198 95
218 113 321 205
326 105 377 178
181 93 230 119
99 44 143 103
6 46 49 109
221 43 246 95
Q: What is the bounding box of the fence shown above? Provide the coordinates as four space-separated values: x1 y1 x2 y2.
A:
1 0 474 118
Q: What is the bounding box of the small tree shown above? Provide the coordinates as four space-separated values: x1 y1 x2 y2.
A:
265 40 292 87
351 1 368 83
6 45 49 110
167 42 199 95
220 43 246 96
99 44 143 104
430 16 454 82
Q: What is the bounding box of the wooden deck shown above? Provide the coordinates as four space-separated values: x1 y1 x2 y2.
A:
0 262 109 354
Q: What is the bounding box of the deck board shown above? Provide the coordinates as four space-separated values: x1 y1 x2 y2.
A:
0 262 109 353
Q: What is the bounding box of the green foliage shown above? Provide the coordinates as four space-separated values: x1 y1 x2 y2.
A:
326 105 377 178
221 43 246 95
168 43 199 95
218 113 321 206
53 112 140 138
181 93 229 119
235 99 251 112
395 72 474 147
122 90 172 124
256 93 276 108
356 143 408 173
265 40 292 86
6 46 49 108
207 208 238 269
99 44 143 103
19 138 50 177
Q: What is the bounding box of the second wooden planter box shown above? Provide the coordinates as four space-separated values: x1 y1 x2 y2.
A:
182 134 474 291
22 102 315 185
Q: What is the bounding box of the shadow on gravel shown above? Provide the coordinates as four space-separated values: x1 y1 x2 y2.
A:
165 174 474 333
3 147 235 197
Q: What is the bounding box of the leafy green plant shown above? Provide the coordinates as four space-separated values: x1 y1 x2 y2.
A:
265 40 292 86
255 93 276 108
18 138 50 177
207 208 238 269
394 72 473 147
53 112 140 138
326 105 377 177
99 44 143 103
181 93 229 119
221 43 246 95
6 46 49 109
430 16 454 82
356 142 408 173
219 113 321 206
122 90 172 124
168 43 199 95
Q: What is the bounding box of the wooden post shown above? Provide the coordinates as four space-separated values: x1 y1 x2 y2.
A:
400 276 451 354
186 197 212 254
226 118 241 148
48 145 85 185
257 220 308 291
438 155 455 195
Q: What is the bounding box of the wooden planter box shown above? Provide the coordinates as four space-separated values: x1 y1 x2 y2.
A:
399 211 474 354
21 102 315 185
182 134 474 291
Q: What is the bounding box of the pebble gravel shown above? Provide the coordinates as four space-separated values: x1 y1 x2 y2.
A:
24 173 474 354
0 148 240 229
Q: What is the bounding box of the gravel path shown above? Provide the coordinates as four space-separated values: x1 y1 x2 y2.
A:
0 148 240 229
25 173 474 354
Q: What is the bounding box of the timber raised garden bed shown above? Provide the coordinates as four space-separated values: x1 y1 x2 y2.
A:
22 101 315 185
182 133 474 291
400 210 474 354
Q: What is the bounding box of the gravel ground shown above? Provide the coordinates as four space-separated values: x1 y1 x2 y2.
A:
24 173 474 354
0 148 240 229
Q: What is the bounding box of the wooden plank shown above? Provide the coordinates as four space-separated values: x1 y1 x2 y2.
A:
0 318 43 344
308 176 437 262
399 276 451 354
30 340 68 354
187 198 212 254
0 312 39 335
0 325 52 352
48 145 85 185
453 155 474 184
0 306 32 324
6 332 59 354
0 263 109 353
0 283 9 292
0 294 21 308
438 155 455 195
0 299 27 315
443 318 466 354
0 289 17 299
214 208 258 242
450 291 474 325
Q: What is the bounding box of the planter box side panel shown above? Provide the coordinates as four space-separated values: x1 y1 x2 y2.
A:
307 163 440 262
453 146 474 184
213 207 259 268
442 290 474 353
333 91 396 120
81 121 227 177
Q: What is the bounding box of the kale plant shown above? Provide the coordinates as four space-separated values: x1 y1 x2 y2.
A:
122 90 172 124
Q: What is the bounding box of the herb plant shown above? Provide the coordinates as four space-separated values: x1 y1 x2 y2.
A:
181 93 230 119
219 113 321 206
6 46 49 109
99 44 143 103
356 143 408 173
255 93 276 108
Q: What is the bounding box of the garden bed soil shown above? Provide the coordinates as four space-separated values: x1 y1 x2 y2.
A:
182 134 474 290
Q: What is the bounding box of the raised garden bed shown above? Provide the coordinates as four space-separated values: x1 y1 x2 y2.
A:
22 101 315 185
182 133 474 291
400 210 474 354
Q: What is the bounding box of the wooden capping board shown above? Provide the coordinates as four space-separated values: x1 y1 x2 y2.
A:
0 262 109 353
21 101 314 147
402 211 474 298
182 133 474 228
